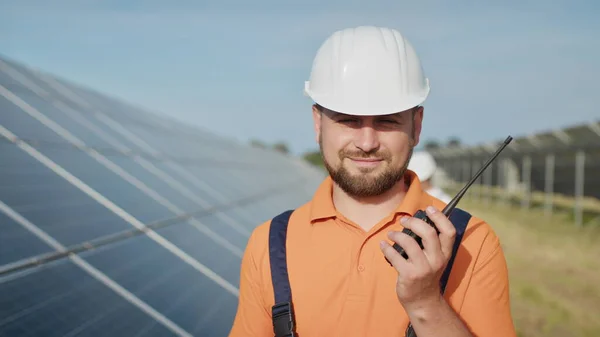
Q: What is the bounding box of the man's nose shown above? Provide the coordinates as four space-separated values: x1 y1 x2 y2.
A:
354 126 380 153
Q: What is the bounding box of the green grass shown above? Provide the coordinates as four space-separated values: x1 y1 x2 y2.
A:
459 197 600 337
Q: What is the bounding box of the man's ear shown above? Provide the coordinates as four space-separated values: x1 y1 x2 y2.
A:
312 104 322 144
412 106 424 147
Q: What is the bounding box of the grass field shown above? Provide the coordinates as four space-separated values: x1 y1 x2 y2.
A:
461 198 600 337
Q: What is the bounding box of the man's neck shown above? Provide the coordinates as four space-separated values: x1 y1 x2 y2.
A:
332 178 409 232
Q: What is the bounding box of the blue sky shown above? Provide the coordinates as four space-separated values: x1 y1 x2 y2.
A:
1 0 599 155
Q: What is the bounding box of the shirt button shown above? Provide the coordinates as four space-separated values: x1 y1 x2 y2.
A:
358 265 365 272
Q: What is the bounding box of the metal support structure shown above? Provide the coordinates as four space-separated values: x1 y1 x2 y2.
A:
473 160 482 202
453 160 460 185
428 124 600 228
521 155 532 209
481 159 487 202
440 160 450 188
501 158 511 206
451 160 457 182
462 159 470 184
496 158 503 205
544 154 555 217
484 161 493 205
462 159 470 200
574 150 586 227
497 158 506 206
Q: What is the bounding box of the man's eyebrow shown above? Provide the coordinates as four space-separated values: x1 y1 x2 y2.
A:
377 113 403 120
326 110 351 119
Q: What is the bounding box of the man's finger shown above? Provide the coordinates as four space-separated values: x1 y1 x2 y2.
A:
425 206 456 260
379 240 411 272
406 214 443 267
387 229 429 268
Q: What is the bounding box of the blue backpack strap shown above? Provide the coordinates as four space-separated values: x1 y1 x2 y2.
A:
268 209 297 337
405 207 472 337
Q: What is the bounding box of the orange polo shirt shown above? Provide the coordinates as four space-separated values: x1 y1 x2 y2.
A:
228 171 516 337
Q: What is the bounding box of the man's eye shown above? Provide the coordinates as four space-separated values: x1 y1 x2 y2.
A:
380 119 398 124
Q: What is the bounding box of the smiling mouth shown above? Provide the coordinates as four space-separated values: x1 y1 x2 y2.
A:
348 157 383 162
348 157 383 161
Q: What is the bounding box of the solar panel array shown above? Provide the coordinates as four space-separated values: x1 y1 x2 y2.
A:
0 55 326 337
430 120 600 200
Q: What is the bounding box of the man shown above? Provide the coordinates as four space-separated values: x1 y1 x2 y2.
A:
228 26 516 337
408 151 453 203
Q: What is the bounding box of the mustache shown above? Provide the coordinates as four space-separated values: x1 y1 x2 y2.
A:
339 150 390 160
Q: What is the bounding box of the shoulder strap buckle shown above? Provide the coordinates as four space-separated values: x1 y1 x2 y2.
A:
272 301 296 337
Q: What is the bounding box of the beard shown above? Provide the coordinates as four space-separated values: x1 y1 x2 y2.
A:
319 136 414 198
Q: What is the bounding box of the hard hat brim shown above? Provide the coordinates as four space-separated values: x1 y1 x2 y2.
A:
304 80 430 116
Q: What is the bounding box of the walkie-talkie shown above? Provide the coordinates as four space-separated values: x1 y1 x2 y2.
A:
389 135 513 260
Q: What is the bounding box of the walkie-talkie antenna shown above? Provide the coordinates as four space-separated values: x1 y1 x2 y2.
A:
442 135 513 216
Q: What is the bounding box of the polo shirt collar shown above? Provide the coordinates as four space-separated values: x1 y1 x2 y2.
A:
309 170 430 224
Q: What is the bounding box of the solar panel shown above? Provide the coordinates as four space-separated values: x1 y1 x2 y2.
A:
0 259 181 337
0 209 55 266
0 54 325 336
430 117 600 200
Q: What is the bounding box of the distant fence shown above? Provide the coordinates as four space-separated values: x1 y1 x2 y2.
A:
429 120 600 227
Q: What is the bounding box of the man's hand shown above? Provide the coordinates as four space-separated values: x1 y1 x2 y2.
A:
379 205 456 312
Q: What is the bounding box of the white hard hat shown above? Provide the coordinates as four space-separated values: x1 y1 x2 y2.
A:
304 26 430 116
408 151 437 182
